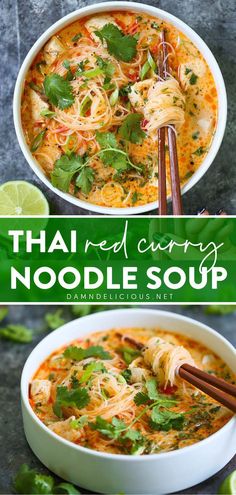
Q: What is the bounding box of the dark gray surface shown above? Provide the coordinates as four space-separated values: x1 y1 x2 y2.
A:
1 0 236 215
0 305 235 494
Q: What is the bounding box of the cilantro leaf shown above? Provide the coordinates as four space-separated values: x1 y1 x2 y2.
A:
51 153 84 192
14 464 54 494
121 368 132 383
75 167 94 194
0 324 32 343
150 407 184 431
205 304 236 315
45 309 65 330
119 114 146 144
53 482 81 494
96 131 118 149
69 415 88 429
96 56 115 78
80 361 106 384
53 385 90 417
63 345 112 361
95 24 137 62
44 74 75 109
90 416 126 439
146 378 159 400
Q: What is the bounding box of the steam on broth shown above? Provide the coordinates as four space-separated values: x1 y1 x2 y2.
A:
22 12 217 208
30 327 234 455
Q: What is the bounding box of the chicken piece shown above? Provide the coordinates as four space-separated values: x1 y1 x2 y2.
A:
49 416 82 442
85 15 119 42
30 379 51 404
179 58 206 91
128 78 155 112
44 36 65 65
29 89 49 121
128 357 151 384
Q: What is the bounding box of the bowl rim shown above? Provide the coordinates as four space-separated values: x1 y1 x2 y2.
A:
21 308 236 462
13 1 227 215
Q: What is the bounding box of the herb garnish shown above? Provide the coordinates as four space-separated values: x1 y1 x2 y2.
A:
63 345 112 361
119 114 146 144
95 24 137 62
44 74 75 109
53 385 90 418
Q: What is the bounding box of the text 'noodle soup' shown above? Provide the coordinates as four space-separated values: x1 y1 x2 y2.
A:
30 327 234 455
21 11 218 208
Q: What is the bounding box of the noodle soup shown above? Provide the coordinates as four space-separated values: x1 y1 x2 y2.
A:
30 327 234 455
21 11 218 209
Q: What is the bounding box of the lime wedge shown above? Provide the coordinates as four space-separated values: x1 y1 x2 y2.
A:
218 471 236 495
0 181 49 215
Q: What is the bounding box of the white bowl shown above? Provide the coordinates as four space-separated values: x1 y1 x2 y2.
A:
13 2 227 215
21 309 236 494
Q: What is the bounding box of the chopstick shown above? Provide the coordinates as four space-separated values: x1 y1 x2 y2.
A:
179 364 236 413
158 30 183 215
120 334 236 413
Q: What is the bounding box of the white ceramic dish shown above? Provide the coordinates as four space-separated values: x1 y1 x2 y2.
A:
13 2 227 215
21 309 236 494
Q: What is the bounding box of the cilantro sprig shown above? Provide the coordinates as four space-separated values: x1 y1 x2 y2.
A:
119 114 146 144
90 416 146 455
63 345 112 361
51 153 94 194
44 74 75 109
95 24 137 62
53 385 90 418
95 131 142 172
133 378 184 432
14 464 80 494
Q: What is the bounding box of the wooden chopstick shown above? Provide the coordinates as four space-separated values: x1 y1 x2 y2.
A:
120 335 236 413
179 365 236 413
181 363 236 397
159 31 183 215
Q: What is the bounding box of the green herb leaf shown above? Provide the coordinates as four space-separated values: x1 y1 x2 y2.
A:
71 305 93 316
0 324 32 343
96 131 118 149
96 56 115 78
0 306 8 322
75 167 94 194
193 146 206 156
51 153 84 192
53 482 80 494
40 109 56 118
205 305 236 315
189 72 198 85
53 385 90 417
45 309 65 330
64 345 112 361
89 416 126 439
95 24 137 62
69 415 88 429
121 368 132 383
150 407 184 431
44 74 74 109
119 114 146 144
80 361 106 384
146 378 159 400
31 130 46 152
14 464 54 494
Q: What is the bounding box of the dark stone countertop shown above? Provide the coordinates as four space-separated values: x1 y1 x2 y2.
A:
1 0 236 215
0 305 235 494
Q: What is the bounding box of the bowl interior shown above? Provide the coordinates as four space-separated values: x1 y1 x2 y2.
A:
22 308 236 397
14 2 227 215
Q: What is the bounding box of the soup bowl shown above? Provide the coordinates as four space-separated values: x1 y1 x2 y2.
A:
21 308 236 494
13 2 227 215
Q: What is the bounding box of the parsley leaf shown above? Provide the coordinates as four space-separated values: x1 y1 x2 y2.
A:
53 385 90 417
63 345 112 361
75 167 94 194
45 309 65 330
44 74 74 109
119 114 146 144
14 464 54 494
95 24 137 62
0 324 32 343
51 153 84 192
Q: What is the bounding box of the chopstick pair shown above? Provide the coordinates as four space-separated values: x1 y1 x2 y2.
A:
157 31 183 215
120 335 236 414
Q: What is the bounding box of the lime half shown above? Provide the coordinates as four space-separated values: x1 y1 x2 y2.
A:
218 471 236 495
0 181 49 215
